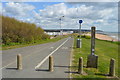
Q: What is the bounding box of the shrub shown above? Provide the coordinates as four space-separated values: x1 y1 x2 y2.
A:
85 35 91 39
2 16 50 45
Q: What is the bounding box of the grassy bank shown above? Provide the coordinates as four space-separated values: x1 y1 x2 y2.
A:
71 37 119 79
2 36 68 50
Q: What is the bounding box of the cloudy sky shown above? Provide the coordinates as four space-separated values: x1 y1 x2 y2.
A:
1 1 119 32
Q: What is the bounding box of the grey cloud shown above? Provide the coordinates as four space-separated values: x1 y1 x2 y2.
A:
36 2 118 31
3 2 35 17
65 0 119 2
2 0 63 2
65 2 118 10
2 2 118 31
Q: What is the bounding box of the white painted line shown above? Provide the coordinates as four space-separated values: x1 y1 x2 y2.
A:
35 38 70 69
50 47 54 49
0 61 16 70
61 47 68 49
1 43 54 70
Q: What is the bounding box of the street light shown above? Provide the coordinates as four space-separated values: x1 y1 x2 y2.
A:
59 16 64 35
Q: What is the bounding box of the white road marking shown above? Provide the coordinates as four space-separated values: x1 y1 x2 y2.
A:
61 47 68 49
50 47 54 49
1 37 70 70
0 42 57 70
35 38 70 69
0 61 16 70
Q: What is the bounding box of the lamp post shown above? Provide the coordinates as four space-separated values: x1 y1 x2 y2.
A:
59 16 64 35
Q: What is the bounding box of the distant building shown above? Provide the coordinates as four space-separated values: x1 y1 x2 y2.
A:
44 29 103 35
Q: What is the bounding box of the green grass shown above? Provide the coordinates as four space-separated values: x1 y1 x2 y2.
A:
71 37 119 79
1 35 68 50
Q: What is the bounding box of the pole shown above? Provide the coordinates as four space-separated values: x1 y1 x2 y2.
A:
80 23 81 38
78 25 80 37
79 23 82 48
77 20 82 48
87 26 98 68
60 18 62 35
91 27 95 55
60 16 64 36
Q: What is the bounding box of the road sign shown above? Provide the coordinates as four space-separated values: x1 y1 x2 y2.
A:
79 20 83 23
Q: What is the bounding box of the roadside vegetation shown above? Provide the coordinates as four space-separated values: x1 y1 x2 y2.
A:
1 16 67 50
71 35 119 79
2 35 68 50
2 16 50 45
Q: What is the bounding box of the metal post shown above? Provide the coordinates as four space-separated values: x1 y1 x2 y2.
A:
79 23 82 48
17 54 22 70
77 20 83 48
60 18 62 36
79 23 81 38
59 16 64 36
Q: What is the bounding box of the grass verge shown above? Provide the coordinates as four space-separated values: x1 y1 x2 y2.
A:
71 37 119 79
1 36 68 50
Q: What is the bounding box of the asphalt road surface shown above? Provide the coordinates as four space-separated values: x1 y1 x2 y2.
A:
2 37 74 78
